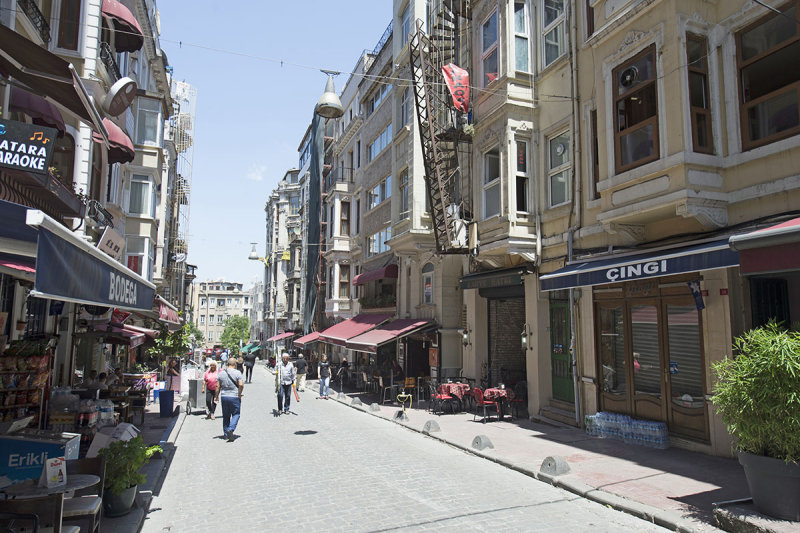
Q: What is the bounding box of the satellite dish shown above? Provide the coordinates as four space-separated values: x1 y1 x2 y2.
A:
103 77 138 117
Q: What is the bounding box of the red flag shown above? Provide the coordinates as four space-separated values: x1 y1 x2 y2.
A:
442 63 470 113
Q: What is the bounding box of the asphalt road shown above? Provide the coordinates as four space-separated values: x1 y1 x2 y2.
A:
142 365 668 532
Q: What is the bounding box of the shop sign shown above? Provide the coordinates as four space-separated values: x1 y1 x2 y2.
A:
98 227 125 261
687 280 705 311
460 271 523 290
428 347 439 367
0 120 57 174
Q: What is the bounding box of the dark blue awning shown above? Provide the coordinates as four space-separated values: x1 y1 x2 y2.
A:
540 239 739 291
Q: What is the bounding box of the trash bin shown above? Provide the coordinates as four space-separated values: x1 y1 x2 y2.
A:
159 389 175 417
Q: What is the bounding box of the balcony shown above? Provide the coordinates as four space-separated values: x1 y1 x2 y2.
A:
17 0 50 44
0 168 86 221
325 167 354 193
99 42 121 83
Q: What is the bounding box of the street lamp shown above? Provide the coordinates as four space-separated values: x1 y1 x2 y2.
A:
316 70 344 119
248 242 277 358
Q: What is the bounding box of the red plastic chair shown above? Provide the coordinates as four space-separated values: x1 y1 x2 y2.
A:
472 387 498 423
428 384 455 415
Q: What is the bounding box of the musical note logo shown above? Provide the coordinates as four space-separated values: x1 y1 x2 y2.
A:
29 131 43 141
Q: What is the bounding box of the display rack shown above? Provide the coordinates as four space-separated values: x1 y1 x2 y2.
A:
0 340 53 428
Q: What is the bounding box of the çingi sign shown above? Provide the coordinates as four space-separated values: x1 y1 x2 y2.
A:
0 120 57 174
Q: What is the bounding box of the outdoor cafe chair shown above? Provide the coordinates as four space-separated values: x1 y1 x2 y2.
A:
0 493 79 533
361 372 375 394
428 384 455 415
377 376 395 404
62 456 104 533
509 381 528 419
403 377 419 403
472 387 499 423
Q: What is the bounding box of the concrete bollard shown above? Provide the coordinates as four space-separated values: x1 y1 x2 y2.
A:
472 435 494 450
369 403 381 412
394 410 409 421
337 392 347 400
540 455 570 476
351 397 363 406
422 420 441 435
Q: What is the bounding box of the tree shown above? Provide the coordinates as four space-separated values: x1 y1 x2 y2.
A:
187 322 204 343
219 315 249 356
146 321 192 363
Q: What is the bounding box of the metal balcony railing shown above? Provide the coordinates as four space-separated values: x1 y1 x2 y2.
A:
100 42 121 83
325 167 354 192
17 0 50 43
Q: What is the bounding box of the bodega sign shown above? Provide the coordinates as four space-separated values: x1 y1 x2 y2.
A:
33 228 155 311
0 119 57 174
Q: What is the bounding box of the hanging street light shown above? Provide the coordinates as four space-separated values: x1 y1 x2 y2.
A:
315 70 344 119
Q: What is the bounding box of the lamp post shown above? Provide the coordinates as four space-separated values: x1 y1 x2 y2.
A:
248 242 277 357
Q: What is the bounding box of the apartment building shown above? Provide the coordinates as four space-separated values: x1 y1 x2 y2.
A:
192 280 248 350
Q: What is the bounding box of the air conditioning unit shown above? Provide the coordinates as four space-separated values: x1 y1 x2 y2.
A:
620 66 639 88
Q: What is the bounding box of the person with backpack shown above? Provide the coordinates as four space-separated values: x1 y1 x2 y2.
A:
214 358 243 441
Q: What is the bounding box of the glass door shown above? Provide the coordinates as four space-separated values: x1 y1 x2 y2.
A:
596 301 630 414
630 302 666 421
549 300 573 403
664 300 708 440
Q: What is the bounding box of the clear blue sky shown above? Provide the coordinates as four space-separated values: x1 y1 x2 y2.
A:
157 1 392 288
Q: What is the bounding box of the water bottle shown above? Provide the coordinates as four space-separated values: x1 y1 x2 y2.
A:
657 423 669 449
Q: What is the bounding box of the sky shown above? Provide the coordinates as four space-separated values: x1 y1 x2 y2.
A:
156 1 393 288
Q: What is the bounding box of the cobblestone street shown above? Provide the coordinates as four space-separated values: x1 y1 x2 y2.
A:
142 365 668 532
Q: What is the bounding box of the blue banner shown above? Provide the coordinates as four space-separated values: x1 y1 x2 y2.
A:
34 228 155 311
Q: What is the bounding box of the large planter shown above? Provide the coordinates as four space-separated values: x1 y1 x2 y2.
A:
738 451 800 521
103 485 137 517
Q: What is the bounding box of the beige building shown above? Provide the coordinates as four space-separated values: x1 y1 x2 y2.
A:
192 281 249 350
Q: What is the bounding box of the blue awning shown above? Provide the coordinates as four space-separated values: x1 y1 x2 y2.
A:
540 239 739 291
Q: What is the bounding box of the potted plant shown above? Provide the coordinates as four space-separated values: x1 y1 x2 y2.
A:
98 436 162 517
712 321 800 521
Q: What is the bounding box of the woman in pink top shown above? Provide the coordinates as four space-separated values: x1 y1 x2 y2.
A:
202 361 219 419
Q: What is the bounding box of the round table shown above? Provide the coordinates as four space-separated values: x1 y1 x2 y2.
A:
2 474 100 499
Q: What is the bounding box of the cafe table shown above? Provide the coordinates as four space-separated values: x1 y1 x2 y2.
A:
483 387 515 420
1 474 100 499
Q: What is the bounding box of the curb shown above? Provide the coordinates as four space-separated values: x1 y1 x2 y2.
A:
319 383 709 533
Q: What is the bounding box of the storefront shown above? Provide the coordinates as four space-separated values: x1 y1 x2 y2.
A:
345 318 437 380
540 239 739 444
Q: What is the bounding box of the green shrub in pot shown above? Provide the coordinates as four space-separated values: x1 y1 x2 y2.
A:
712 321 800 521
99 436 162 495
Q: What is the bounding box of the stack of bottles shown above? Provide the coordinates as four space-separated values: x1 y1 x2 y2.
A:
584 411 669 449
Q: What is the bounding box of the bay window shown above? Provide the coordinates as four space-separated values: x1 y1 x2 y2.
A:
614 46 659 173
542 0 566 67
481 10 498 86
514 2 530 72
548 131 570 206
483 148 500 218
367 123 392 162
339 265 350 298
422 263 434 305
515 140 529 213
687 34 712 154
136 97 162 146
129 174 155 217
398 168 409 220
56 0 81 51
340 201 350 236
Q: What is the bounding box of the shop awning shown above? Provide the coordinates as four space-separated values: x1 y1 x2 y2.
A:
101 0 144 53
729 218 800 275
266 332 296 342
7 207 157 311
241 342 259 353
353 264 398 285
293 331 320 348
9 86 65 133
94 324 146 348
318 313 394 346
346 319 436 354
92 118 134 164
540 239 739 291
0 256 35 282
122 324 159 339
0 24 108 144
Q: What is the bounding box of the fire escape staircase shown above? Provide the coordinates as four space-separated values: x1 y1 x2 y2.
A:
409 2 472 255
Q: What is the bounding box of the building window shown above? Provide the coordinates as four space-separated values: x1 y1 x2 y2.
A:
686 34 712 154
367 227 392 257
401 87 412 126
366 83 392 116
514 2 530 72
136 97 162 146
200 298 206 307
590 109 600 199
483 148 500 218
367 123 392 163
200 315 205 325
356 199 361 234
340 201 350 236
289 195 300 215
481 10 498 86
125 236 151 278
209 314 214 325
422 262 434 304
736 2 800 150
129 174 155 217
51 133 75 186
585 0 595 38
515 140 529 213
107 164 121 205
339 265 350 298
227 298 232 306
542 0 566 67
217 299 225 306
208 332 213 342
398 168 409 220
613 46 659 173
57 0 81 51
368 175 391 209
548 131 571 206
401 3 412 46
356 140 361 167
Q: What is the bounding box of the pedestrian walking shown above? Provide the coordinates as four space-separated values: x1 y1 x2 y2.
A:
236 354 244 373
243 349 257 383
166 357 180 391
202 361 219 420
214 358 243 441
295 352 308 391
276 353 296 415
318 354 331 399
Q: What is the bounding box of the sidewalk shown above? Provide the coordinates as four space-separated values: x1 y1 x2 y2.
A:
98 393 186 533
315 381 748 533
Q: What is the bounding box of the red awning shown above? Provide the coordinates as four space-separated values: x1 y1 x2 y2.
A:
266 332 296 342
353 264 398 285
318 313 394 346
96 324 145 348
0 258 35 277
346 319 435 354
293 331 320 348
730 217 800 275
102 0 144 53
9 86 65 133
123 324 159 339
92 118 134 164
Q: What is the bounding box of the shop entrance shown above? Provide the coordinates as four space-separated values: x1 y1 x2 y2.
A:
595 280 708 441
487 297 526 387
549 299 573 403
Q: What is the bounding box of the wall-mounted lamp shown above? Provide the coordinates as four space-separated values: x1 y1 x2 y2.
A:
521 324 532 351
460 327 472 347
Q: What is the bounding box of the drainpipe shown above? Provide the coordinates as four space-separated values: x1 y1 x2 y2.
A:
568 0 582 426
